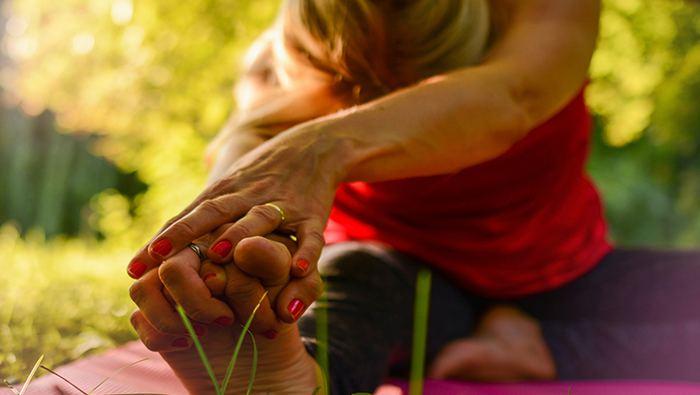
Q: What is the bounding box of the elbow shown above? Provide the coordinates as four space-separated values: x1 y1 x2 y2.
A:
487 87 535 153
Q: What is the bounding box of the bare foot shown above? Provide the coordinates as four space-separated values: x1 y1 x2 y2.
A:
428 305 556 382
155 236 325 394
161 324 323 394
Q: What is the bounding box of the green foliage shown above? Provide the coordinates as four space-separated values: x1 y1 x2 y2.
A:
4 0 280 243
0 225 135 381
2 0 700 385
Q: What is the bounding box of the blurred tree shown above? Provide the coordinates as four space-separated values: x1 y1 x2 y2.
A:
2 0 280 244
1 0 699 247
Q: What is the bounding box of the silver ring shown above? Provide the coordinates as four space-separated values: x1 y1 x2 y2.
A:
188 243 206 261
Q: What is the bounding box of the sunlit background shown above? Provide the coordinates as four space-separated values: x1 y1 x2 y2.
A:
1 0 699 383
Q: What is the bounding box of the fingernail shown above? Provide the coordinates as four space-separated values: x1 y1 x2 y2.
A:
152 238 172 257
211 240 232 257
296 259 310 272
202 272 217 282
214 316 233 326
263 330 277 339
192 323 207 337
287 299 305 320
127 260 147 279
172 338 189 348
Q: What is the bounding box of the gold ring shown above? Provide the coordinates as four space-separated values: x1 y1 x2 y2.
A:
264 202 286 224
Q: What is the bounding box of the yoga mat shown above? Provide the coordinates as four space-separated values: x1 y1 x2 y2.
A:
4 341 700 394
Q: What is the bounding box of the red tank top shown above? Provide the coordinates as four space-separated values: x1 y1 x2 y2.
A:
325 89 611 298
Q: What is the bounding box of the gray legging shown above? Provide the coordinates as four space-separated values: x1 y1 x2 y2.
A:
298 242 700 394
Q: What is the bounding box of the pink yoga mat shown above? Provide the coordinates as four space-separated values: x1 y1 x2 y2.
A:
5 341 700 394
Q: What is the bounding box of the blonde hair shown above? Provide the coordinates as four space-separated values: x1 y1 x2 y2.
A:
211 0 490 160
277 0 490 101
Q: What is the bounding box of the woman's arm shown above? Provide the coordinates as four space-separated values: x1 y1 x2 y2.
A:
303 0 601 182
131 0 601 288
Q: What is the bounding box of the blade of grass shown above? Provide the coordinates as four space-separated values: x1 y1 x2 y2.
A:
244 329 258 395
88 357 149 394
176 305 221 395
315 292 329 386
39 366 88 395
219 290 268 394
18 354 44 395
2 380 20 395
409 269 432 395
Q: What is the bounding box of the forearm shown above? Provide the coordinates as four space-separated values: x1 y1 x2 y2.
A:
292 0 599 184
206 131 266 185
317 65 533 183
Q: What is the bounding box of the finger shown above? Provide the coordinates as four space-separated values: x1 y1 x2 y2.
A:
148 194 249 260
127 244 162 279
266 232 299 255
163 287 177 306
129 268 186 335
290 220 325 278
223 263 279 334
200 261 227 296
158 248 236 326
131 310 192 352
275 270 323 324
207 203 285 263
127 216 198 279
233 236 291 287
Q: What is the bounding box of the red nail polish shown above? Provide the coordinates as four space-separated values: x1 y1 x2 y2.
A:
297 259 310 272
263 330 277 339
287 299 305 320
211 240 232 257
202 272 217 282
214 316 233 326
152 238 172 257
172 338 189 348
192 323 207 337
127 260 147 279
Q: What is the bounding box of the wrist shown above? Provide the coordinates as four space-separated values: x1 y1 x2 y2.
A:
296 108 391 185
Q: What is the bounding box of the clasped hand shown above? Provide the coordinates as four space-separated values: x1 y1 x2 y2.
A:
129 229 322 352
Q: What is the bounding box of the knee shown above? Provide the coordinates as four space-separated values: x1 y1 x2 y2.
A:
318 242 409 288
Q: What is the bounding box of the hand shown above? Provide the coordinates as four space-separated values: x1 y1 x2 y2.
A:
126 120 348 283
130 233 322 352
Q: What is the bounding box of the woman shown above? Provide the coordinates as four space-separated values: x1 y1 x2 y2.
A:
126 0 700 394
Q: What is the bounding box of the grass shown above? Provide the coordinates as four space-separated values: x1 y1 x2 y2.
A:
1 223 437 394
176 292 266 395
0 225 136 382
409 269 432 395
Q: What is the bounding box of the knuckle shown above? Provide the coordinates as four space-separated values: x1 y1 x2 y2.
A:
129 282 145 304
169 220 198 238
231 221 252 239
141 336 159 351
304 230 325 247
200 198 229 218
183 304 207 321
158 262 181 287
150 315 177 334
129 311 140 328
310 276 324 299
251 205 279 223
224 281 258 302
